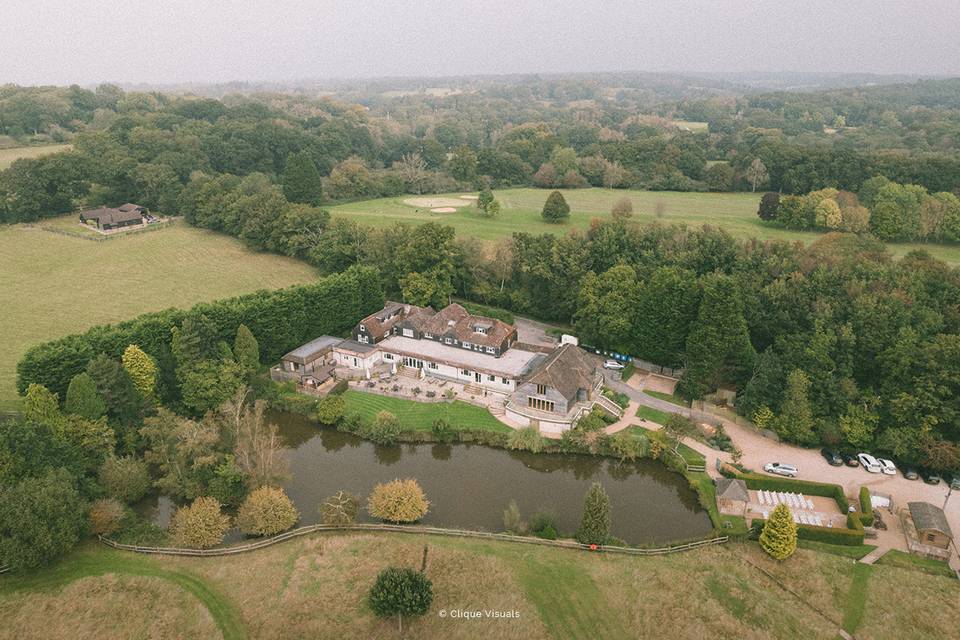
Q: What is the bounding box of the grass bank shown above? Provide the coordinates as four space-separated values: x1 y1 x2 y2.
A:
0 143 72 170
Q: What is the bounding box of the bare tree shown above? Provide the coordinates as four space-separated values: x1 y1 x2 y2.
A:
746 158 769 193
393 153 428 194
219 390 289 488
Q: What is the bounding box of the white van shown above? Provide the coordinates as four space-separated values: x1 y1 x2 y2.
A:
857 453 883 473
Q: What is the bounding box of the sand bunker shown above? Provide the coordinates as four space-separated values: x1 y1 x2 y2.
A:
403 197 468 208
459 194 479 200
430 207 458 213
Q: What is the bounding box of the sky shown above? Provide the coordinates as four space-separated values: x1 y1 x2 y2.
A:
2 0 959 85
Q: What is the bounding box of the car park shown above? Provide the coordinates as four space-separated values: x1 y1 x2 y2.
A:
603 360 625 370
820 448 843 466
902 467 919 480
921 469 941 485
857 453 883 473
877 458 897 475
763 462 798 478
841 451 860 467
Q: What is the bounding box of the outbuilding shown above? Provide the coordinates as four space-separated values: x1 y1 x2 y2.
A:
907 502 953 550
716 478 749 516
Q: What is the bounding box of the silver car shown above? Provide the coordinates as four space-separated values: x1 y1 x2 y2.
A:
763 462 798 478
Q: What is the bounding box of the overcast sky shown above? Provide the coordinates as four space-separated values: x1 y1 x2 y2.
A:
2 0 959 85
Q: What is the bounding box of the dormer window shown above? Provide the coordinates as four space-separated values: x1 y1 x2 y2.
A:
536 384 547 395
359 324 366 332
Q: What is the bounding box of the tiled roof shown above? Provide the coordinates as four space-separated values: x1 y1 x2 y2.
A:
524 344 599 399
908 502 953 537
358 301 427 339
408 303 515 348
716 478 749 502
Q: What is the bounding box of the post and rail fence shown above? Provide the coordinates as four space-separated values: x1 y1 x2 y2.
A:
98 523 728 559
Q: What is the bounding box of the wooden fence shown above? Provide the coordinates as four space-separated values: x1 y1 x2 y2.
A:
100 523 727 558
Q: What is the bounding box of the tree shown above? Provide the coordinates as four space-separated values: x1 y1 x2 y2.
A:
611 197 633 219
757 192 780 221
814 198 842 229
483 199 501 217
320 490 360 525
121 345 158 402
775 370 816 444
139 408 222 500
0 469 87 572
208 456 249 508
477 188 494 211
532 162 559 188
541 190 570 223
89 498 125 536
281 151 323 205
503 499 525 534
86 354 143 436
705 162 734 191
316 395 346 425
233 324 260 376
221 397 289 489
178 358 245 416
662 414 698 460
98 455 152 504
22 383 61 425
169 496 231 549
838 404 879 449
236 486 299 536
367 478 430 523
368 566 433 634
448 145 478 182
759 503 798 560
576 482 611 545
746 158 769 192
64 372 106 420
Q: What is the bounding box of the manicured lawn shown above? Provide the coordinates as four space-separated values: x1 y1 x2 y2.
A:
797 539 878 560
8 533 958 639
0 217 317 410
875 549 956 579
328 187 960 264
342 389 511 433
0 143 72 169
635 404 673 426
643 389 690 407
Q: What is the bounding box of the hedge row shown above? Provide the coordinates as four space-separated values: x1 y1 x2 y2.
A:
858 486 875 527
751 514 866 546
17 265 383 400
736 472 849 512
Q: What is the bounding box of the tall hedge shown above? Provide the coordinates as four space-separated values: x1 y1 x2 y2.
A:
17 265 383 400
737 472 849 512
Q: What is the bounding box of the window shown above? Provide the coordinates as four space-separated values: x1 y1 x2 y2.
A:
444 338 453 344
475 326 487 334
488 374 495 382
536 384 547 395
462 369 471 376
527 397 555 412
485 347 496 354
462 341 472 349
383 353 393 360
926 533 936 542
424 332 433 339
358 335 369 344
428 362 438 370
402 328 414 338
359 324 366 332
501 377 509 384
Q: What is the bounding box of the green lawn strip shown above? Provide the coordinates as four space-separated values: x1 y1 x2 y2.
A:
841 563 873 634
635 404 673 425
642 389 689 407
797 540 877 560
342 389 511 433
0 544 245 640
874 549 957 579
620 362 636 382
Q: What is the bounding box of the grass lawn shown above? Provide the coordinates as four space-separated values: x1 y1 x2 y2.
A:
874 549 956 579
0 143 72 170
328 187 960 264
342 389 511 433
0 217 317 411
797 539 877 560
635 404 674 426
643 389 690 407
5 533 958 639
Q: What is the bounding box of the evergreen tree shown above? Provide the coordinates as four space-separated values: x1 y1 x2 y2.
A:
541 190 570 223
775 369 816 444
477 188 494 211
576 482 611 545
22 384 61 425
64 372 106 420
121 344 158 401
233 324 260 375
281 151 323 205
759 503 798 560
85 355 143 437
757 192 780 220
368 567 434 634
170 314 219 364
677 274 756 399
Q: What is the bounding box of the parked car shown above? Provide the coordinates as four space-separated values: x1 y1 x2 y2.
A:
877 458 897 475
902 467 919 481
763 462 798 478
949 474 960 490
857 453 883 473
921 469 941 485
820 448 843 466
603 360 625 370
841 451 860 467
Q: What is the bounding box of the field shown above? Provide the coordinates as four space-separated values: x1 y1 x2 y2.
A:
2 535 958 639
328 187 960 264
342 389 511 433
0 144 72 170
0 217 317 411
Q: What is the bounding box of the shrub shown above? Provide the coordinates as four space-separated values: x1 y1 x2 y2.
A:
236 486 299 536
329 378 349 396
368 567 434 633
759 503 798 560
503 499 526 534
530 511 560 539
169 496 231 549
316 395 346 425
507 426 545 453
858 486 875 526
576 482 612 545
89 498 126 536
320 490 360 525
431 418 453 443
609 432 646 462
98 455 152 504
367 478 430 523
611 197 633 218
541 190 570 223
364 410 402 444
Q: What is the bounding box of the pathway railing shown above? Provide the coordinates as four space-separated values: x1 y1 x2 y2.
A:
99 523 727 558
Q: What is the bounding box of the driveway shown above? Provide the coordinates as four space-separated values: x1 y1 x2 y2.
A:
604 371 960 570
513 315 560 348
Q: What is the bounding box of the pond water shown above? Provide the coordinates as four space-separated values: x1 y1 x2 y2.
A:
148 411 712 545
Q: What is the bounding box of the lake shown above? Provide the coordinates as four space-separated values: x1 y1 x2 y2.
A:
148 411 713 545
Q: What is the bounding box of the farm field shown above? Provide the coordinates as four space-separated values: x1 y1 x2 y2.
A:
2 534 957 639
0 143 72 169
328 187 960 264
0 217 317 411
